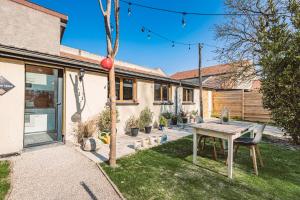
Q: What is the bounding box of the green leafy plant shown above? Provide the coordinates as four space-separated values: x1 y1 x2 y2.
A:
161 111 173 119
190 110 198 118
139 107 153 129
179 110 188 118
97 106 119 132
159 116 168 127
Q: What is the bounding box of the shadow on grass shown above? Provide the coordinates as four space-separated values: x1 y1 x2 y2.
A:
101 136 300 200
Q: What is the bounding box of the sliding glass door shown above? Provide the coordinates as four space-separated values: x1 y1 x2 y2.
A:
24 65 63 147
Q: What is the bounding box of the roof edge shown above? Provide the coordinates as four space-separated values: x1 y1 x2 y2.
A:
10 0 68 23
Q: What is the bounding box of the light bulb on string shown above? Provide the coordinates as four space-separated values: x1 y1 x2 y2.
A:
188 44 191 50
128 2 132 16
172 41 175 48
110 24 114 32
181 12 187 28
141 27 145 33
147 30 151 40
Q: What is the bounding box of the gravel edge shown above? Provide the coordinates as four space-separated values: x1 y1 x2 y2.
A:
96 163 126 200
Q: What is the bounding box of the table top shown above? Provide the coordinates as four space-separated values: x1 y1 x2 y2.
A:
190 122 250 135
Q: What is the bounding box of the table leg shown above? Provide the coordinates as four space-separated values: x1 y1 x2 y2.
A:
193 131 198 164
227 136 233 179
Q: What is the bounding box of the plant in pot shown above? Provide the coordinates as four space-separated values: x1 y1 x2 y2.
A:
159 116 168 130
126 115 140 136
75 120 99 151
180 110 188 124
97 106 119 144
190 110 198 123
139 107 153 134
171 114 178 125
161 111 172 127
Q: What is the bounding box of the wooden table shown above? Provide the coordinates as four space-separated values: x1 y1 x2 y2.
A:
190 122 250 179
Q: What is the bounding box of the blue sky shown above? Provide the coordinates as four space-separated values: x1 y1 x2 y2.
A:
31 0 227 75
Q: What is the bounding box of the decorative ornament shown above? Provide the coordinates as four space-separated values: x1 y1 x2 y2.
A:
100 57 113 70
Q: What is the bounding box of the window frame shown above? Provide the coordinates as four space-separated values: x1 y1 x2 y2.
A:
154 82 172 103
183 88 194 103
109 76 137 103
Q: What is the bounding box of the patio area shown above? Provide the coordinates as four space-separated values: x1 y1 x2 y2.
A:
75 118 285 163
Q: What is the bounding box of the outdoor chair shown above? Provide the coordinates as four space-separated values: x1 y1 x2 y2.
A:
197 135 225 160
234 124 266 175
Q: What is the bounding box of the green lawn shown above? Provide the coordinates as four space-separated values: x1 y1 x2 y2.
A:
101 136 300 200
0 161 10 200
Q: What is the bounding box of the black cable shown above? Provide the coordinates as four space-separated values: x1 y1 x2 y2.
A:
141 26 221 49
120 0 262 16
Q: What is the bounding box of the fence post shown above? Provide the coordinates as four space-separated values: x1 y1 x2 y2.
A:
241 89 245 120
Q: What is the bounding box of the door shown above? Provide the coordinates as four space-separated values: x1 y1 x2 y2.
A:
24 65 63 147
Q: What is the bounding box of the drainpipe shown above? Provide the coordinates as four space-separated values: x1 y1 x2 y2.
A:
175 82 182 115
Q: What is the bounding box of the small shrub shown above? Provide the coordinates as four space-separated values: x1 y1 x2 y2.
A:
190 110 198 118
139 107 153 130
75 120 97 143
159 116 168 127
126 115 139 130
179 110 188 118
98 106 119 132
161 111 173 119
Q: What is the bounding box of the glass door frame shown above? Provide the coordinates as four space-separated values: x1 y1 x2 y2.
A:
23 64 64 148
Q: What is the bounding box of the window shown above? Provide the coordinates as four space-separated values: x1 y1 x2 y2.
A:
154 83 172 102
183 88 194 102
110 77 137 102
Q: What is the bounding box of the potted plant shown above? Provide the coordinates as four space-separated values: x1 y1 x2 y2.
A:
180 110 188 124
159 116 168 130
190 110 198 123
75 120 100 151
171 114 178 125
126 115 140 136
222 116 229 123
97 106 119 144
139 107 153 134
161 111 173 127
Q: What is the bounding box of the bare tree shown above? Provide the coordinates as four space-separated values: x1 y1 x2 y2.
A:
215 0 290 82
97 0 120 167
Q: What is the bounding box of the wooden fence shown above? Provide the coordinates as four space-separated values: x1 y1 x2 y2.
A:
212 90 271 123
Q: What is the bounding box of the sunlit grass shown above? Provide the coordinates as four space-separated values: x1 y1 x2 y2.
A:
101 136 300 200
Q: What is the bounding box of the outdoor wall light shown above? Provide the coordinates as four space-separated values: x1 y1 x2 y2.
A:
79 68 85 81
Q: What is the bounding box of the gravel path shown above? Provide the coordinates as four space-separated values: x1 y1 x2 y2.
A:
8 145 122 200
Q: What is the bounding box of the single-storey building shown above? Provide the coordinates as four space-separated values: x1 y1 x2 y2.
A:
0 0 215 156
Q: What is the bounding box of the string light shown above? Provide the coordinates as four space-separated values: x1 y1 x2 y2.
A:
128 2 132 16
110 24 114 32
139 25 221 50
147 30 151 39
181 12 186 28
120 0 267 16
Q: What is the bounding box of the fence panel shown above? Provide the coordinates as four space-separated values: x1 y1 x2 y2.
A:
212 90 271 123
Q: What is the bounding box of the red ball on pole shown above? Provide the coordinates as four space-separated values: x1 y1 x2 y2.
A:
100 57 113 70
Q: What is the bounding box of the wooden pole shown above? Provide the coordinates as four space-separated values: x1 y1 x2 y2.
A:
198 43 203 119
